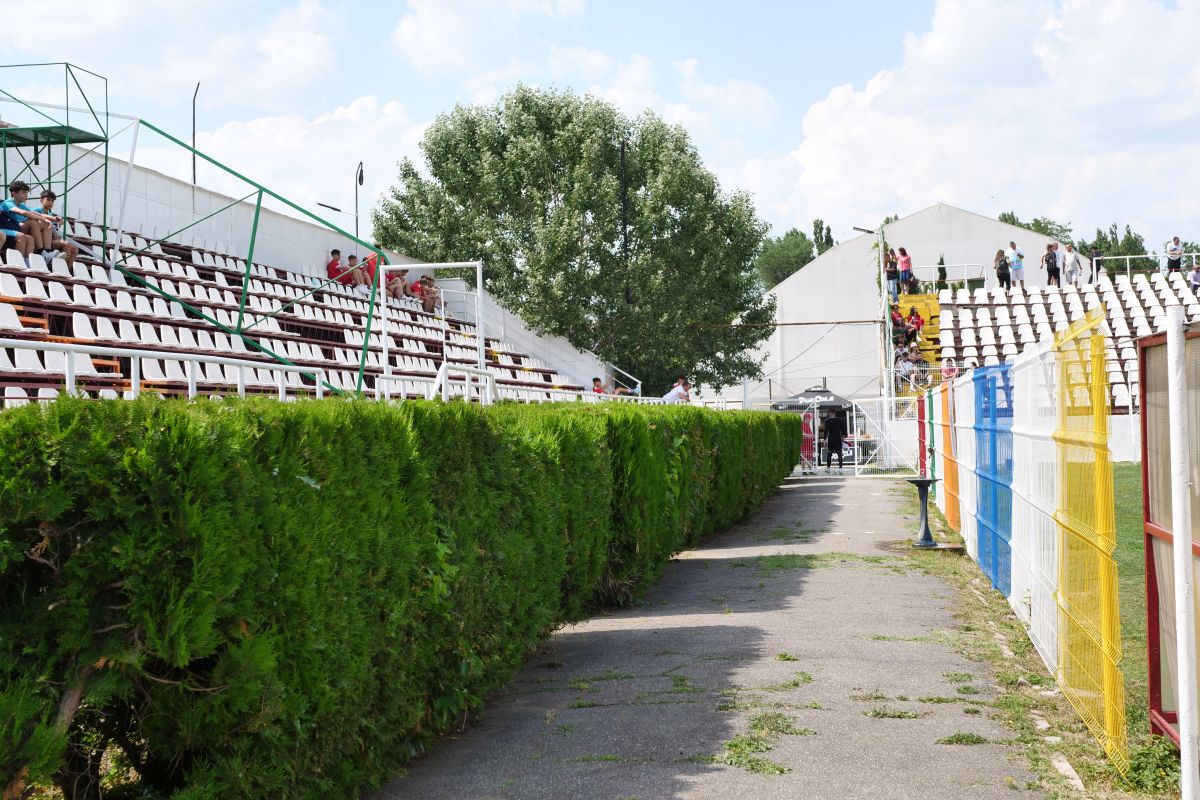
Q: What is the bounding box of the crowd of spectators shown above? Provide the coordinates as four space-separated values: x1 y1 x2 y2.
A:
324 245 442 313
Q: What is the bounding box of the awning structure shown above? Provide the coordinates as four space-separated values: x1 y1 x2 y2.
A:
770 386 853 411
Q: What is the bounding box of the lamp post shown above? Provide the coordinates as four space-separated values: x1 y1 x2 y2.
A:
191 82 200 185
355 161 364 250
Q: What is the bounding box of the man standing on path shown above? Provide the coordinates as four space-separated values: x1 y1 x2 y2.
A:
822 410 846 471
1006 241 1026 290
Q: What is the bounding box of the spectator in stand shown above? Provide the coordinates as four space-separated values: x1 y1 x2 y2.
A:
662 379 690 404
1089 245 1102 284
1167 236 1184 273
942 357 959 382
36 191 78 268
906 306 924 337
387 268 410 302
1006 240 1026 289
897 247 913 294
592 377 606 394
1042 243 1060 287
890 304 911 346
344 255 370 295
2 181 54 266
418 275 441 313
821 409 846 471
993 249 1011 290
1062 243 1083 287
326 249 352 286
1187 262 1200 293
884 248 899 303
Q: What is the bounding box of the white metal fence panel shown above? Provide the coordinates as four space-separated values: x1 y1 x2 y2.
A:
1010 340 1061 673
850 397 920 477
953 372 978 559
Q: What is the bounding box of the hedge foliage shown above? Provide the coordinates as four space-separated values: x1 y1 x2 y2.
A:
0 398 801 799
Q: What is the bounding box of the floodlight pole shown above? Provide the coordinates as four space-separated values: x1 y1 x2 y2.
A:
191 82 199 185
355 161 363 254
1166 304 1199 800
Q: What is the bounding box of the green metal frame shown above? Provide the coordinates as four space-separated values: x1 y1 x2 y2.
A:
2 64 391 398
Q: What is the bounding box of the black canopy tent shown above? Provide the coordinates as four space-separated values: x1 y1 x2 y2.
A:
770 386 853 412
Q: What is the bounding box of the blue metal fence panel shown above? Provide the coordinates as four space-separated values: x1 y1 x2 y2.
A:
974 364 1014 596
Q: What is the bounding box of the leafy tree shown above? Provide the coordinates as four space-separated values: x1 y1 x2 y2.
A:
811 218 834 252
1077 223 1158 275
372 85 774 393
936 254 947 291
999 211 1073 242
755 227 815 288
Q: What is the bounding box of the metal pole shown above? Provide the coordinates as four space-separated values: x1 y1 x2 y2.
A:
1166 304 1199 800
381 262 391 400
192 82 199 185
109 119 140 276
475 260 485 372
620 138 629 264
355 161 363 254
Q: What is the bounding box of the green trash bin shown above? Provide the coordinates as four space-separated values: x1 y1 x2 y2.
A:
966 277 986 292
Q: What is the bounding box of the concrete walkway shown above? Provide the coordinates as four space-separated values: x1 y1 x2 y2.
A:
372 475 1042 800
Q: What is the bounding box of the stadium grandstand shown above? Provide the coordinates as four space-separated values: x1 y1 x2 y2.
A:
0 64 650 409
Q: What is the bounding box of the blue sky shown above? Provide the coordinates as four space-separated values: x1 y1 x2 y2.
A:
4 1 1198 248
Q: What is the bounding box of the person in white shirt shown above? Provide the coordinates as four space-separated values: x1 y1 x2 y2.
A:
1188 264 1200 293
1167 236 1185 273
1006 241 1026 289
1062 244 1084 287
662 380 690 404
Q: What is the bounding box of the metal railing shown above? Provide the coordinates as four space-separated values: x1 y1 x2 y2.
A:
1096 252 1200 282
0 338 325 401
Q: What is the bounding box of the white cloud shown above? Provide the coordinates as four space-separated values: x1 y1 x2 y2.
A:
393 0 586 75
3 1 339 112
741 0 1200 242
136 96 427 231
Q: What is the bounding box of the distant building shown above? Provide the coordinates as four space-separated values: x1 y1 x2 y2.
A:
716 203 1064 404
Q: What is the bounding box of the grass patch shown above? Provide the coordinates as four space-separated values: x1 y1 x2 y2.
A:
918 696 960 704
776 651 799 662
731 552 891 577
756 525 816 543
849 691 888 702
567 699 601 709
564 754 624 763
937 732 991 745
865 633 931 642
956 685 981 695
943 672 973 684
749 712 815 737
865 706 925 719
762 671 813 692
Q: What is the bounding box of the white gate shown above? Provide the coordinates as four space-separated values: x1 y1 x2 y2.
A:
849 397 920 477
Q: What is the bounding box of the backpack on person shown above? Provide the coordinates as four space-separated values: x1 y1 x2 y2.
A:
1043 251 1057 271
996 256 1010 275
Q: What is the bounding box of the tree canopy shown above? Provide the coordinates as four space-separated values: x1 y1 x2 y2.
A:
755 227 815 288
372 85 774 393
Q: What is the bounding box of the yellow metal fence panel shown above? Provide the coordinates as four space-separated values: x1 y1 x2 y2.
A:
1053 309 1126 773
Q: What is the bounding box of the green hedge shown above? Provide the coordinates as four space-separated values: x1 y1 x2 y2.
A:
0 398 801 799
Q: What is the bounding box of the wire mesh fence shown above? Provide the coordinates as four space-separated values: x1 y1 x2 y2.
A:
1010 339 1060 673
1054 310 1127 773
927 309 1126 774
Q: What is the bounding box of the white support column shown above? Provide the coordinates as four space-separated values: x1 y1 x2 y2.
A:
1167 304 1199 800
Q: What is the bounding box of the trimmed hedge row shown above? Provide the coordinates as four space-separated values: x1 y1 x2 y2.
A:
0 398 801 799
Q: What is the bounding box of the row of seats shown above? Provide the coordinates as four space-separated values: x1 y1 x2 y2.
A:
937 272 1200 410
0 217 587 405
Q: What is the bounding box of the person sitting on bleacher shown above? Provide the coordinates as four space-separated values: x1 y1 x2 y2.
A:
37 191 79 268
386 268 410 302
906 306 924 337
942 357 958 382
1188 263 1200 293
2 181 54 266
418 275 440 313
344 255 371 295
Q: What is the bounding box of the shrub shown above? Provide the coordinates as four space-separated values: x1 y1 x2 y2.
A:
0 397 801 799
